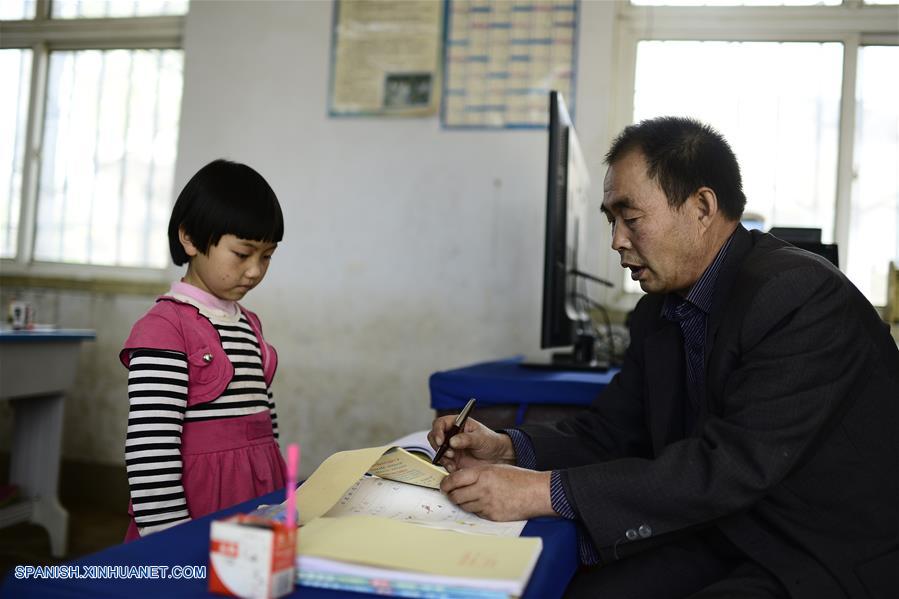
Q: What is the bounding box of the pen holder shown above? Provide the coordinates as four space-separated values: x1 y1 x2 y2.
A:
209 514 297 599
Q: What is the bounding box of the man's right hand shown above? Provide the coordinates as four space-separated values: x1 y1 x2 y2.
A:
427 416 517 472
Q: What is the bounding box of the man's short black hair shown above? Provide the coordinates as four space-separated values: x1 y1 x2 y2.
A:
168 159 284 266
605 116 746 220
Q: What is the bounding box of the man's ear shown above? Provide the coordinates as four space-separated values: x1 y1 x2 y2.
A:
692 187 719 229
178 226 200 258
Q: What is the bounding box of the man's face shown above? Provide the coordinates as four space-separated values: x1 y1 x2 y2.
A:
601 150 705 295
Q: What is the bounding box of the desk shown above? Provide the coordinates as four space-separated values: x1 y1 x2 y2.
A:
0 329 95 558
430 356 618 427
0 487 578 599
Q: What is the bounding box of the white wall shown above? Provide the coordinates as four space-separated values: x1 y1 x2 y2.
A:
0 0 619 478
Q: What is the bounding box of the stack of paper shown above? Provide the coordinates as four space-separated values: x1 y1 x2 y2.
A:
290 442 541 598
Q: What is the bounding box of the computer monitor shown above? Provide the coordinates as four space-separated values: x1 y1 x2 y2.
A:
526 91 607 371
768 227 839 267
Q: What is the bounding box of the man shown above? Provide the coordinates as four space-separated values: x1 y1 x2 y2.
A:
429 117 898 598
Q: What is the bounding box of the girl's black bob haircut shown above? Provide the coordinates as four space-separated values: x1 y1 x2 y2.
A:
168 159 284 266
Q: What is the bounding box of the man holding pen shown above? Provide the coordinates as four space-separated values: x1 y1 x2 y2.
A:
429 117 898 599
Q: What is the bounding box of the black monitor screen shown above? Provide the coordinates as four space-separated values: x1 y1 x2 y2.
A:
540 91 591 349
768 227 839 267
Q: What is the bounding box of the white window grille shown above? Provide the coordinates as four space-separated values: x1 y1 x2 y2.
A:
0 0 186 279
614 0 899 305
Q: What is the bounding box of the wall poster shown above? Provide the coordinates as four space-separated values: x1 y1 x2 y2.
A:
329 0 444 116
442 0 579 129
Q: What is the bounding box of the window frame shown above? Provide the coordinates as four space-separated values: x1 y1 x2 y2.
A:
0 0 183 284
608 0 899 307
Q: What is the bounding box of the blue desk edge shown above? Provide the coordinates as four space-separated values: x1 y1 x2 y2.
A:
0 329 96 342
429 355 618 411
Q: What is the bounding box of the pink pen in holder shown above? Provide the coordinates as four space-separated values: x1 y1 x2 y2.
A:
286 444 299 530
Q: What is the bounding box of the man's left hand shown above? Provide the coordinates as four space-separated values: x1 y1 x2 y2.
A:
440 464 556 521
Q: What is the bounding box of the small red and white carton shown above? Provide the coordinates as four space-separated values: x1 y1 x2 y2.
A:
208 514 297 599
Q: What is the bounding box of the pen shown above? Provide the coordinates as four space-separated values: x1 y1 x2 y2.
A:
432 397 476 465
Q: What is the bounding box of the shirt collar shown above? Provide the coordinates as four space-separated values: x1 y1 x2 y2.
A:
663 229 737 319
167 281 240 320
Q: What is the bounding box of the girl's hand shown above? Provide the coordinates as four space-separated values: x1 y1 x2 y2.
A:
427 416 517 472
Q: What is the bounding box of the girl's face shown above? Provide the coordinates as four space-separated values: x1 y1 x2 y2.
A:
179 230 277 301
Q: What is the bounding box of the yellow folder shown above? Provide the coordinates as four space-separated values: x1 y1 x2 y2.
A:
298 515 542 595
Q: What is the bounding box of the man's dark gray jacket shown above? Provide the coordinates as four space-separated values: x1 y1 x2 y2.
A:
519 226 899 599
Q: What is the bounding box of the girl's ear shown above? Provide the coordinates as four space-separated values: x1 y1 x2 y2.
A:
178 226 200 258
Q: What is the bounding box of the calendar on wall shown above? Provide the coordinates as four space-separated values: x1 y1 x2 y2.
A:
441 0 579 129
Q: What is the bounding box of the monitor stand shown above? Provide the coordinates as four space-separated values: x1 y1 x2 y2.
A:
521 334 609 372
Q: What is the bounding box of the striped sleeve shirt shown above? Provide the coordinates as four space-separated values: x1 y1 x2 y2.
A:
183 315 278 431
125 311 279 536
125 349 191 535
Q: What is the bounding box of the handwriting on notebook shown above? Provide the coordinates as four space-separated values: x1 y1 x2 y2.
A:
325 476 526 537
458 551 499 569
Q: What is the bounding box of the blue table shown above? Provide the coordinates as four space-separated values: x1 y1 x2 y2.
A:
430 356 618 426
1 487 578 598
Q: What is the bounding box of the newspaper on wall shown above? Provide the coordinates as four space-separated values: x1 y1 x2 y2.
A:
330 0 444 116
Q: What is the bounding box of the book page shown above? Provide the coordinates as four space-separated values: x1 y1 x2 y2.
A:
368 447 446 489
296 445 395 524
388 429 436 460
296 444 445 524
325 476 526 537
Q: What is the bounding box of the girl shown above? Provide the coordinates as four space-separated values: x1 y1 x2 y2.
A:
120 159 286 540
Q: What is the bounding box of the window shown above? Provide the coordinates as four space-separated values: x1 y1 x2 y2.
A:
0 0 186 278
632 0 840 4
634 41 843 242
0 48 32 258
0 1 36 20
850 45 899 305
615 0 899 305
51 0 188 19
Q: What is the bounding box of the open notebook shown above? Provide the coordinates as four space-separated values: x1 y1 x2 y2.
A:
257 434 540 598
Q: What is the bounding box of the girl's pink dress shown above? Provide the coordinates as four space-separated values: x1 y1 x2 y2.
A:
122 286 285 541
125 412 286 541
